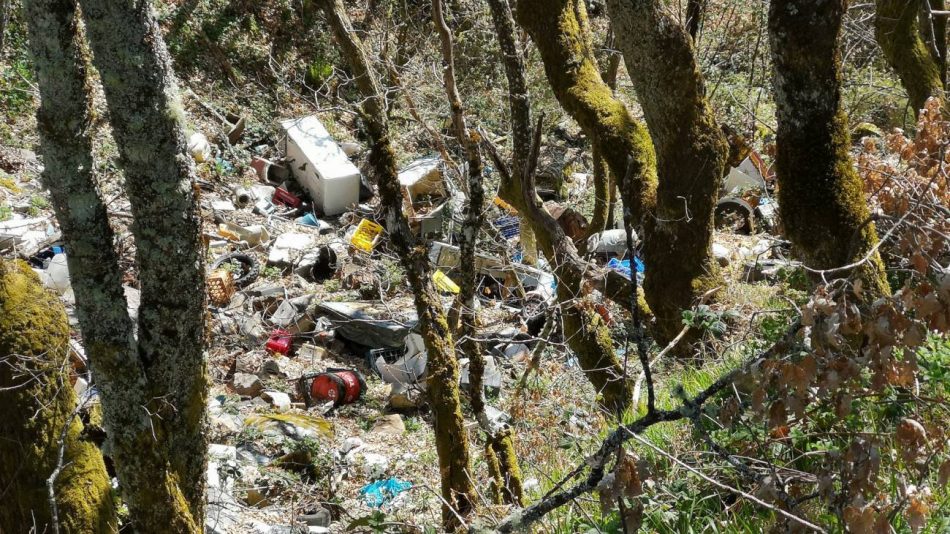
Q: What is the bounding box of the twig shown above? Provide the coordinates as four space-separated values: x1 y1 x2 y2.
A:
627 432 827 533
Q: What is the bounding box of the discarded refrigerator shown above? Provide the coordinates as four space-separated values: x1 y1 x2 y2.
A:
281 116 361 216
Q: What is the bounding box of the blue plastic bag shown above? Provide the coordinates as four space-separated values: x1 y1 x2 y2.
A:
359 477 413 508
606 257 645 279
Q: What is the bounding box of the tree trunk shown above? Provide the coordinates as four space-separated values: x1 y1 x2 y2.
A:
77 0 208 518
771 0 890 295
488 0 633 414
514 0 657 222
686 0 705 41
876 0 945 115
25 0 207 529
432 0 525 506
606 0 728 343
317 0 477 527
0 260 117 533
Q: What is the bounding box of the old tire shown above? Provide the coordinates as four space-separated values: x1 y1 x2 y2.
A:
211 252 260 287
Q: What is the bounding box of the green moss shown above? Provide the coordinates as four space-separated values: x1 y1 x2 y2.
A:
0 260 117 532
875 0 945 116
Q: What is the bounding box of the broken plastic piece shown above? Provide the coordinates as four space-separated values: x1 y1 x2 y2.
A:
432 270 460 294
207 269 235 306
359 477 412 508
606 257 645 279
272 186 302 208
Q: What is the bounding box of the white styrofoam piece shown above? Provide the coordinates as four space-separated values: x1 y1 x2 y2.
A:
281 116 361 216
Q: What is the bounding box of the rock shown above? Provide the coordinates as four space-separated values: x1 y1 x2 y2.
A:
237 447 272 466
235 352 264 374
308 528 330 534
298 507 332 527
341 142 363 156
262 390 292 412
743 259 803 283
503 343 530 360
712 242 731 267
209 444 237 461
233 373 264 397
852 121 883 139
211 413 243 436
341 436 365 454
260 356 291 377
370 414 405 435
388 391 421 410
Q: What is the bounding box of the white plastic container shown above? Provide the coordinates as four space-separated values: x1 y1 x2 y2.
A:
281 116 361 216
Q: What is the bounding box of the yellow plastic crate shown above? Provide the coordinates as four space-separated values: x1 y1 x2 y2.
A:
432 270 460 294
350 219 383 252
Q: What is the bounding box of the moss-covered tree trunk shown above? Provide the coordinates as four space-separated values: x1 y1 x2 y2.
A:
317 0 477 527
489 0 632 413
514 0 657 221
0 260 117 533
770 0 890 295
606 0 728 343
25 0 207 530
433 0 525 506
876 0 945 115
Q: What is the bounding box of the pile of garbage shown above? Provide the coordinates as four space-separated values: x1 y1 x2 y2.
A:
2 109 796 531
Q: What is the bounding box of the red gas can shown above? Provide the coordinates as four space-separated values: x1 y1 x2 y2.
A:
302 368 366 407
265 329 293 355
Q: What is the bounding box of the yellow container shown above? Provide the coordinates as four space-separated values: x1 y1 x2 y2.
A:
351 219 384 252
432 270 460 294
493 196 517 213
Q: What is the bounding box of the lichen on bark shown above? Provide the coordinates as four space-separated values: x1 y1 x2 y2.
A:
0 260 117 533
770 0 890 296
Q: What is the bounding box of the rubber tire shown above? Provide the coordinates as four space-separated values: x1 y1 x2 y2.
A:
211 252 260 287
715 197 755 235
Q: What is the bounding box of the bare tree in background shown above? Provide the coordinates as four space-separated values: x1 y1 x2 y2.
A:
24 0 208 529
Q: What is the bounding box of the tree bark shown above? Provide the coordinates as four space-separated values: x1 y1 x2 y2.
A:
686 0 705 41
770 0 890 295
0 260 117 533
317 0 477 527
488 0 633 413
606 0 728 343
514 0 657 222
433 0 525 505
77 0 208 523
25 0 207 529
876 0 945 115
